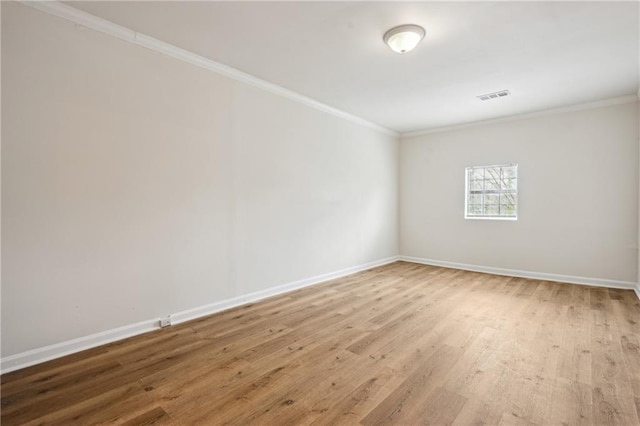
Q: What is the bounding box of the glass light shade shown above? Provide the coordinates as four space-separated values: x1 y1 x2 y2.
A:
383 24 425 54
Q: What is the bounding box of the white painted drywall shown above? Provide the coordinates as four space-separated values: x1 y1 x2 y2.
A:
1 3 399 358
401 101 639 283
637 97 640 298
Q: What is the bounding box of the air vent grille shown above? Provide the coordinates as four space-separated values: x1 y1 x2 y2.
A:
477 90 511 101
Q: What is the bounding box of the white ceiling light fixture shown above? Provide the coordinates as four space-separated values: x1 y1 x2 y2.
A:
383 24 425 54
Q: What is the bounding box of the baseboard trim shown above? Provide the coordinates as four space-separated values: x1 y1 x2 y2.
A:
0 319 158 374
1 255 399 374
170 255 400 325
635 283 640 300
399 256 636 290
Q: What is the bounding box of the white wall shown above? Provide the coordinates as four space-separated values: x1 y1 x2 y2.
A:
1 3 399 359
637 99 640 297
401 101 639 284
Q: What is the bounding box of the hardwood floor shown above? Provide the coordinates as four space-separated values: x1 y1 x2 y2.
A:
2 261 640 425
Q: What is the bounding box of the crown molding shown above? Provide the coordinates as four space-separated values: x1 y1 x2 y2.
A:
19 1 398 138
402 94 639 138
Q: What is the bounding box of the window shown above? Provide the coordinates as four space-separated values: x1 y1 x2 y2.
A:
465 164 517 220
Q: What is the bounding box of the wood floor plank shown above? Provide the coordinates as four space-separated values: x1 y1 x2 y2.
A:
15 382 151 425
359 344 462 425
546 378 593 425
451 396 503 425
308 365 405 426
2 261 639 425
590 290 640 425
120 406 173 425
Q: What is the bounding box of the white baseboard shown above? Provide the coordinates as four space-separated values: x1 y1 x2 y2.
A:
635 283 640 300
399 256 637 291
1 255 399 374
0 319 158 374
170 255 400 325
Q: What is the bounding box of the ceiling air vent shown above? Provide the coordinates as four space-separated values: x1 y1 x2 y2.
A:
477 90 511 101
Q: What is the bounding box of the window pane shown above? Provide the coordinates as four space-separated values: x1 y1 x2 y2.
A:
501 204 516 216
467 204 482 215
502 166 517 179
485 179 500 190
469 194 483 204
504 179 517 190
485 168 501 184
501 193 517 205
484 204 499 215
470 180 483 191
485 194 499 204
470 169 484 180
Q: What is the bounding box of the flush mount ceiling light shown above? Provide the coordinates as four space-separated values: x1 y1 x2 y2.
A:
383 24 425 54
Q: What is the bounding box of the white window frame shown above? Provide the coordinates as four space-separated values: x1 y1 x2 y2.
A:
464 164 518 221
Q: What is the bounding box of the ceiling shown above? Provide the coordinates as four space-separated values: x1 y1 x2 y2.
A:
68 1 639 134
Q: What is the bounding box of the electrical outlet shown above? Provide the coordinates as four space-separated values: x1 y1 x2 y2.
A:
160 316 171 328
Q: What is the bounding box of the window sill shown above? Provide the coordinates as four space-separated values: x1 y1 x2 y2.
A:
465 216 518 221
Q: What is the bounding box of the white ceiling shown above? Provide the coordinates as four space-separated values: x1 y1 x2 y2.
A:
68 1 639 133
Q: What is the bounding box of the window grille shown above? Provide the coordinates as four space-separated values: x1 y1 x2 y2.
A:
465 164 518 220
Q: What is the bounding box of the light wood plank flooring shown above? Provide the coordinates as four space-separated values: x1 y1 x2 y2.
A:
2 261 640 425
